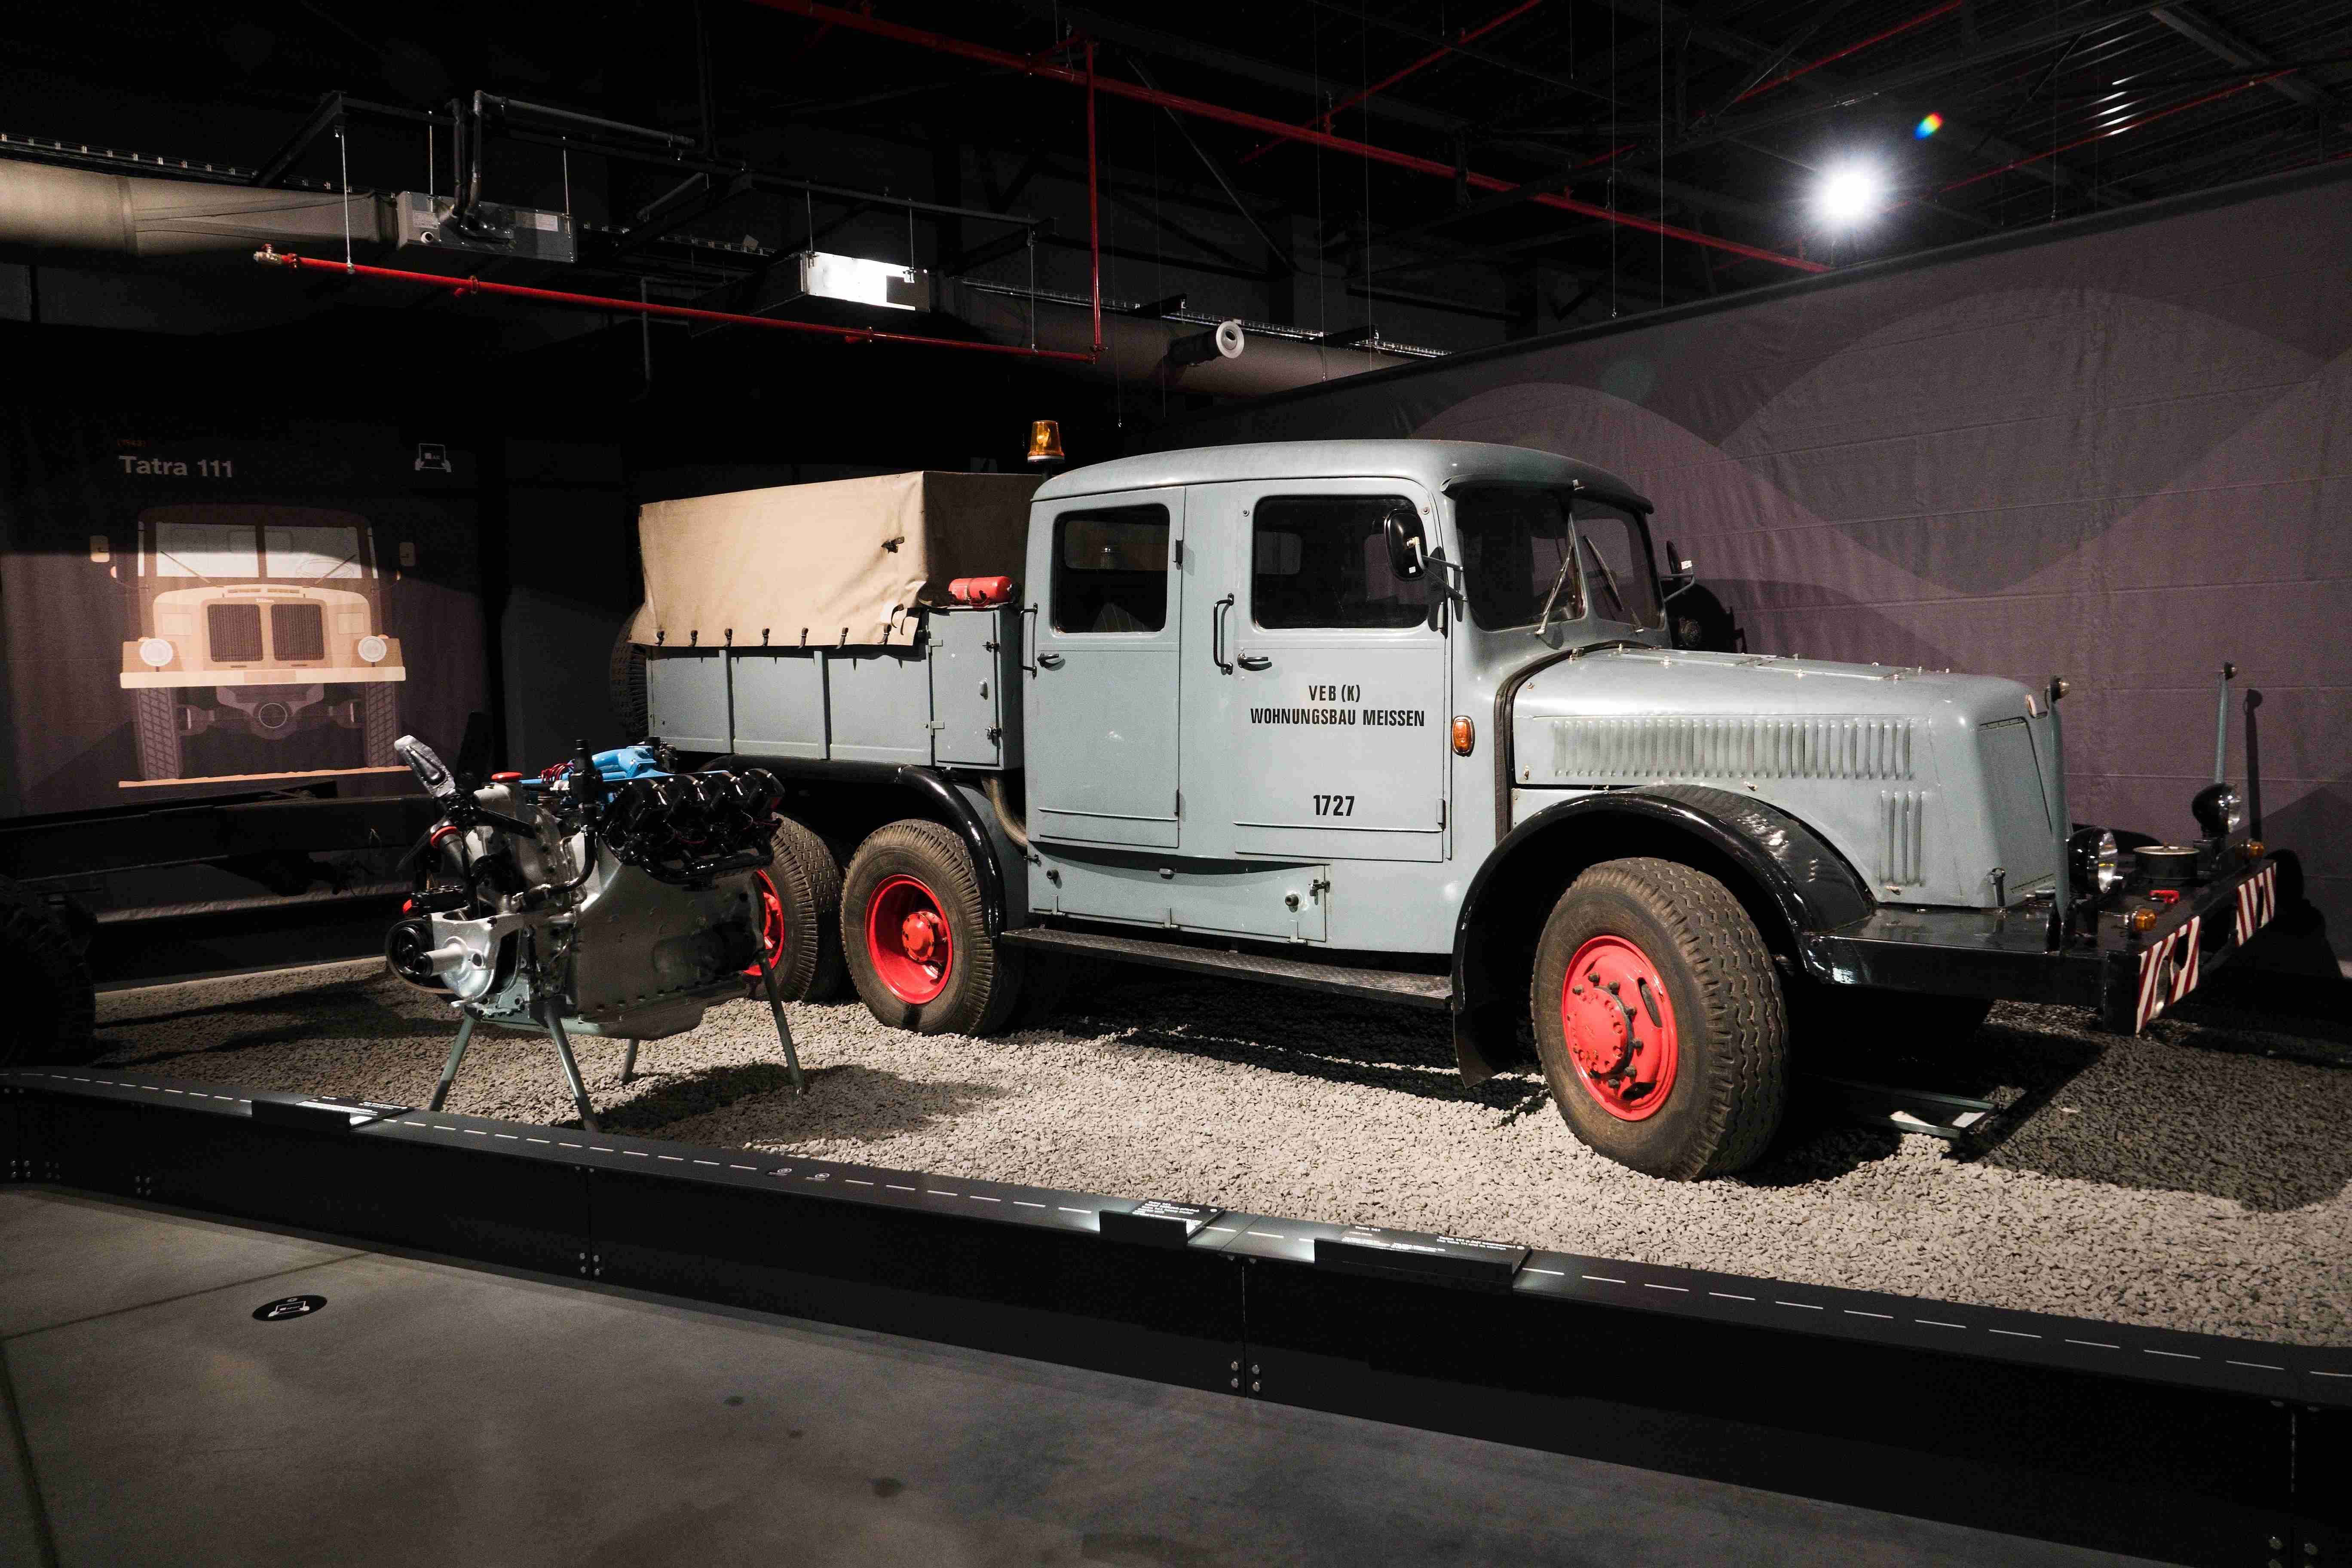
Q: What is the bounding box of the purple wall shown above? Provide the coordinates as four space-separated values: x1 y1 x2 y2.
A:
1159 166 2352 960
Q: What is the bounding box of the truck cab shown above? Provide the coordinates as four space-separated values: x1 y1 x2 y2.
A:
628 441 2283 1180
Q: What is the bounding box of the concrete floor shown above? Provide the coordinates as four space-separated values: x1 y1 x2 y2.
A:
0 1188 2169 1568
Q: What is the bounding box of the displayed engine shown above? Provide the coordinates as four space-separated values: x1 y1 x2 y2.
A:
385 735 785 1044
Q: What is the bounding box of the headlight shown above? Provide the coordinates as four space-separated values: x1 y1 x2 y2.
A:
357 635 388 665
138 637 175 668
2190 783 2244 838
2069 827 2122 899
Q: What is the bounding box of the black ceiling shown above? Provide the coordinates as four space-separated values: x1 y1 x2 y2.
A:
7 0 2349 346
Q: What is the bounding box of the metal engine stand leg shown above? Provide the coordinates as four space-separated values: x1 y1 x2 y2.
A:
428 1011 478 1112
752 946 807 1095
541 1005 600 1133
621 1038 639 1083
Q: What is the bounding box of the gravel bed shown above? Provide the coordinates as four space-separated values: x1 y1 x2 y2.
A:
91 956 2352 1348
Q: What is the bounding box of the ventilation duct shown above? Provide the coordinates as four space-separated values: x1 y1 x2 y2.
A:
0 159 394 258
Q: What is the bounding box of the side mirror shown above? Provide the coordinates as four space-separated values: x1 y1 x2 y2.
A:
1382 507 1427 582
1661 537 1696 600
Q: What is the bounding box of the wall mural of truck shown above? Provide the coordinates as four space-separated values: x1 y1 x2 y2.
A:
603 447 2285 1182
111 504 406 784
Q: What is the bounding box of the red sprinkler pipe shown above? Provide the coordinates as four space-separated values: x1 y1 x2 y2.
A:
747 0 1827 275
1240 0 1547 164
1733 0 1965 106
1087 37 1102 355
1936 68 2290 194
250 248 1101 361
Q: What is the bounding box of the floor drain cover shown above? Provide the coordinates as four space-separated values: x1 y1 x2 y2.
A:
252 1295 326 1322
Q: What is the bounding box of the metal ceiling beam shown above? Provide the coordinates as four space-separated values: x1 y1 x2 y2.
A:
1127 56 1298 274
2149 4 2349 126
997 1 1466 135
750 0 1826 272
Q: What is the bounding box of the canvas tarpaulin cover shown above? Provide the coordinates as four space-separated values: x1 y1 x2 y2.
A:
632 471 1037 648
1152 163 2352 963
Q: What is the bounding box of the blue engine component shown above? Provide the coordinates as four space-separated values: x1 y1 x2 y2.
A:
594 743 671 781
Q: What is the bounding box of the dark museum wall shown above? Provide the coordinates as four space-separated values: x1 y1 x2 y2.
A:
1159 163 2352 958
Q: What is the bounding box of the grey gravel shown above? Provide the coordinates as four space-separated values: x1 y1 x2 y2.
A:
93 956 2352 1348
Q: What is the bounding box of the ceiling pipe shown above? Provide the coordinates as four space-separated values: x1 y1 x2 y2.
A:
946 283 1408 394
746 0 1827 275
251 248 1100 362
0 158 393 257
1239 0 1548 164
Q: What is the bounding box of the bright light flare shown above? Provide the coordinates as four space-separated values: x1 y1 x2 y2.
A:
1813 162 1887 226
1914 112 1944 139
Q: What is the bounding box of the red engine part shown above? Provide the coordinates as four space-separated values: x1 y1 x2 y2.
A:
947 576 1016 607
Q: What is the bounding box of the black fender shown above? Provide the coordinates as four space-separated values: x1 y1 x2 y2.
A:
723 756 1014 936
891 767 1013 937
1449 784 1872 1084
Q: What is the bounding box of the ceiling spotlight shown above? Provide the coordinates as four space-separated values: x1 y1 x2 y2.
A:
1914 112 1944 139
1814 162 1886 227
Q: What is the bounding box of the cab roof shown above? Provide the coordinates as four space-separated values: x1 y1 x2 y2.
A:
1030 440 1652 513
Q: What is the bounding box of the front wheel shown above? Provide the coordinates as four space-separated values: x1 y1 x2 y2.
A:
841 819 1021 1035
1531 857 1788 1180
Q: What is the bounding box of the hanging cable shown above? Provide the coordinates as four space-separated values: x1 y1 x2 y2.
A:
337 118 352 273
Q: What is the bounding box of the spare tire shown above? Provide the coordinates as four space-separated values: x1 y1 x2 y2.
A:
610 612 649 738
0 876 97 1067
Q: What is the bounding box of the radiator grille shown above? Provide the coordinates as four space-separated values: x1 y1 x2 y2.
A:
1546 715 1916 782
1878 790 1927 887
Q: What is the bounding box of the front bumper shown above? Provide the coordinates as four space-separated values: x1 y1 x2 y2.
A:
1801 853 2283 1035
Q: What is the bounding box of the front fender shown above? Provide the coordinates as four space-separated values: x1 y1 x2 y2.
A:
1448 785 1872 1084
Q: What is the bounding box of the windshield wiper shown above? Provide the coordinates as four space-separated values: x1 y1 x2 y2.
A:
1532 547 1578 637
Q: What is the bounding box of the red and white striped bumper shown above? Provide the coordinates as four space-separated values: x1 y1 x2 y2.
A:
2128 861 2279 1032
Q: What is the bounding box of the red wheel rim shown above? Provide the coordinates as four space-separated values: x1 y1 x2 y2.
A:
1560 935 1680 1121
866 873 952 1004
742 870 788 980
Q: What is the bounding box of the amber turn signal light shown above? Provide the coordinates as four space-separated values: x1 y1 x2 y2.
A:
2244 839 2264 860
1451 715 1475 756
2127 908 2157 933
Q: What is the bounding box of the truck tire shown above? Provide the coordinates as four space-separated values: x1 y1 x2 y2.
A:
610 619 649 738
0 876 98 1067
748 816 848 1001
361 683 401 767
132 688 181 781
842 818 1022 1035
1530 857 1788 1180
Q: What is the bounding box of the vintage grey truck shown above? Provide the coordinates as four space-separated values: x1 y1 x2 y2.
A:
617 443 2283 1179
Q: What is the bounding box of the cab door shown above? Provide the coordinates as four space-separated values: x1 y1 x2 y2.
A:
1183 479 1449 864
1023 489 1185 850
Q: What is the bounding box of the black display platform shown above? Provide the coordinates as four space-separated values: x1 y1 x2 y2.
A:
4 1065 2344 1566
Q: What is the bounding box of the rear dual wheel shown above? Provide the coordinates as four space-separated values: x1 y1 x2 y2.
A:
1532 857 1788 1180
746 817 849 1002
842 819 1023 1035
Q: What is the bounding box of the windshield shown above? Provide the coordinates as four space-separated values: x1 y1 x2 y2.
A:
1451 484 1662 632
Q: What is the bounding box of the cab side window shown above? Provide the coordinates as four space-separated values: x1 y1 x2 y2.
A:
1251 494 1427 630
1052 504 1170 634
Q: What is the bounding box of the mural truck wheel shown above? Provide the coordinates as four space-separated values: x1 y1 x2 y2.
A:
132 688 181 781
841 819 1020 1036
0 875 97 1067
1531 857 1787 1180
361 683 401 766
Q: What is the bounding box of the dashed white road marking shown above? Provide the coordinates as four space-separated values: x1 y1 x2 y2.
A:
2065 1339 2119 1350
1584 1275 1627 1285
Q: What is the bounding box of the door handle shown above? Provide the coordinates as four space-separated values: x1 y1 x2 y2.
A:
1036 652 1064 669
1211 594 1235 674
1236 653 1272 671
1020 604 1039 674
